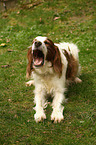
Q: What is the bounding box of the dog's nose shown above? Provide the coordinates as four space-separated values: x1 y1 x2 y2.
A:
35 41 42 47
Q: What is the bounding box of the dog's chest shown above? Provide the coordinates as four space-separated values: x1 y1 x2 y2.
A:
41 75 55 93
34 73 58 94
33 61 62 94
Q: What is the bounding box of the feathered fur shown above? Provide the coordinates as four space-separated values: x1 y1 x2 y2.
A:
26 36 82 123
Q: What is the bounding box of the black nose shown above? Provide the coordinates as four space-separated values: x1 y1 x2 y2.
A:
35 41 42 47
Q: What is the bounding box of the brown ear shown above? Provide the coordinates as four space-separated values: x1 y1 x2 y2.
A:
45 38 62 77
53 46 62 77
26 46 33 79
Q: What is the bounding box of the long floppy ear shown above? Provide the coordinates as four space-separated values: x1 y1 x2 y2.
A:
45 38 62 77
26 46 33 79
53 45 62 77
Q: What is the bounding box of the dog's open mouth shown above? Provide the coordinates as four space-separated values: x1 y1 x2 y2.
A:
33 50 44 67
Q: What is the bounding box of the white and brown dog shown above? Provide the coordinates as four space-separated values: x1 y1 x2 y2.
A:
26 36 82 123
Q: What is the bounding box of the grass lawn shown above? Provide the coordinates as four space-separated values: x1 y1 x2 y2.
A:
0 0 96 144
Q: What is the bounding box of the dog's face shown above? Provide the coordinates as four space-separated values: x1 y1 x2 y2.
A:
26 36 62 78
32 36 58 68
32 36 47 68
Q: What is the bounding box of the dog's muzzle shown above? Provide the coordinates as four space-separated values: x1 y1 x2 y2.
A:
32 41 44 67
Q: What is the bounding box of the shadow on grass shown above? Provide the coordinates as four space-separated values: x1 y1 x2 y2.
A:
66 73 95 101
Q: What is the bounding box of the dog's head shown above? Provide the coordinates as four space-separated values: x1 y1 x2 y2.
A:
26 36 62 78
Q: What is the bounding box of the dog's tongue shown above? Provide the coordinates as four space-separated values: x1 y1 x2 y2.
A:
34 58 43 66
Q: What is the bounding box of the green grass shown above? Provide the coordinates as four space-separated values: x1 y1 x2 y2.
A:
0 0 96 144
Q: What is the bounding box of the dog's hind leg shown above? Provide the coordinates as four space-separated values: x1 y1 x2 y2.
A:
74 77 82 83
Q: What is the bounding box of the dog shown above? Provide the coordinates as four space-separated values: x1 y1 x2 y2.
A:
26 36 82 123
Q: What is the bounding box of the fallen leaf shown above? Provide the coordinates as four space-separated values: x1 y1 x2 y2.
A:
2 13 9 18
80 121 84 123
27 4 33 8
0 43 6 47
7 49 13 52
64 10 71 13
17 11 20 14
40 17 42 22
8 99 11 102
14 114 18 118
43 132 46 134
54 17 60 21
1 65 11 68
6 39 10 43
21 2 41 9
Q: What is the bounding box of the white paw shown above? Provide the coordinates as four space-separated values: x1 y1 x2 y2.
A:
75 77 82 83
26 80 34 86
34 111 46 123
51 110 64 123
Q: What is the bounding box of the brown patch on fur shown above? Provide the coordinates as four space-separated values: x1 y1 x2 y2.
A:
64 49 78 81
45 39 62 77
26 46 33 79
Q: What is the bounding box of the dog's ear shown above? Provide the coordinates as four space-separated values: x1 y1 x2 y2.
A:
53 45 62 77
26 46 33 79
45 38 62 77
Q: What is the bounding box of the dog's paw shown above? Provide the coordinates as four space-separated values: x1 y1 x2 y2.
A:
26 80 34 86
51 110 64 123
74 77 82 83
34 111 46 123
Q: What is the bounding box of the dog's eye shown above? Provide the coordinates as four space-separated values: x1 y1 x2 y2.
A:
44 41 49 45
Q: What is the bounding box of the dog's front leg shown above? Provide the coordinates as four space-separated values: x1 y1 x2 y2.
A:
34 88 46 122
51 92 65 123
